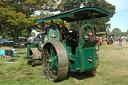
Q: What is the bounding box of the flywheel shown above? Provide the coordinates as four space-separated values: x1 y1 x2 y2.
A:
41 41 69 81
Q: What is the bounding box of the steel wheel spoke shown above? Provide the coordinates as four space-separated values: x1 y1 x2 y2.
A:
46 45 58 77
50 46 54 56
54 63 58 67
52 67 57 76
54 55 58 60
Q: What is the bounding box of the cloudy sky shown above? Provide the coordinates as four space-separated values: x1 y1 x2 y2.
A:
106 0 128 32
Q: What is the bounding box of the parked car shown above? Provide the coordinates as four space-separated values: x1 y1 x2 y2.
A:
3 39 15 46
18 38 30 47
0 39 15 46
14 37 30 48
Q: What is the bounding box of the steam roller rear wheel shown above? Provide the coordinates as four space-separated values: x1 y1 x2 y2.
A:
41 41 69 81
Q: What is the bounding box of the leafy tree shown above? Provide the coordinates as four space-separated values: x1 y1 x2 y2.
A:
0 0 59 42
6 11 27 42
58 0 83 12
121 32 127 36
107 29 111 34
111 28 121 36
59 0 115 32
86 0 115 32
126 28 128 35
0 7 10 35
2 0 58 17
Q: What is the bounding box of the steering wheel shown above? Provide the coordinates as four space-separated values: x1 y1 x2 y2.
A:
82 30 90 41
80 24 92 41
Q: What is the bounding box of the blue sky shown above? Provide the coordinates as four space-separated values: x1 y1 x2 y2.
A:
106 0 128 32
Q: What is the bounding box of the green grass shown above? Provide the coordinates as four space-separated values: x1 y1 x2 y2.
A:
0 42 128 85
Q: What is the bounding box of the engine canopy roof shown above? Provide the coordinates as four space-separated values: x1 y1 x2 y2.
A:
38 7 109 23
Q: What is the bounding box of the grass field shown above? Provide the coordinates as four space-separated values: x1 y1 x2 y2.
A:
0 41 128 85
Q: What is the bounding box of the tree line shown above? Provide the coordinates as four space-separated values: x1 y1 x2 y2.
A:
110 28 128 36
0 0 116 42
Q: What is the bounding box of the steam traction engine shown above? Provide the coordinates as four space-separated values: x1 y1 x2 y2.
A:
27 7 109 81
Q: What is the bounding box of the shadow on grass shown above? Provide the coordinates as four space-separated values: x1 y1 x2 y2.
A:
65 71 94 81
8 58 18 62
14 53 26 58
114 46 128 50
44 71 94 82
123 46 128 48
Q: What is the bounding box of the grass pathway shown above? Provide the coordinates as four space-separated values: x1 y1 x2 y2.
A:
0 41 128 85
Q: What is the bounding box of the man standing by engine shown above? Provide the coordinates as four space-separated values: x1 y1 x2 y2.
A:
118 36 123 50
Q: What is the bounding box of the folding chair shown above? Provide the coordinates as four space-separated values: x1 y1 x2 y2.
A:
0 49 5 58
5 50 13 60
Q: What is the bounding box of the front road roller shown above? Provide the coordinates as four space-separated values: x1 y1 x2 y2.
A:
41 41 69 81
